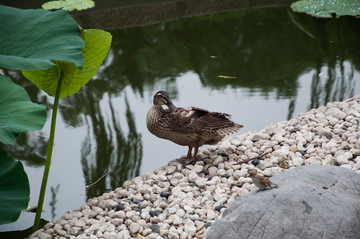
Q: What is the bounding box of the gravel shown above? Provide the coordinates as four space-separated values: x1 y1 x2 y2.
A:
29 96 360 239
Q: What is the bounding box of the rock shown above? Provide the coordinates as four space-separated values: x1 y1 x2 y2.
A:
111 218 123 226
292 157 304 166
160 192 171 198
150 224 160 233
129 222 141 234
336 155 349 165
206 166 360 239
208 167 218 176
206 210 217 221
326 108 347 120
117 230 131 239
251 132 271 141
188 173 199 183
195 177 207 188
176 209 186 218
37 232 53 239
166 165 177 174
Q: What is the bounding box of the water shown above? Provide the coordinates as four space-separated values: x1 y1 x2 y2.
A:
1 3 359 234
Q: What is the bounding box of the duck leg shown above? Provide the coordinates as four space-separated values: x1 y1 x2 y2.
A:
186 146 193 160
179 146 193 164
187 146 198 165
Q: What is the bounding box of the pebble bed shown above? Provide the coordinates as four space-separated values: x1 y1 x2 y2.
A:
30 96 360 239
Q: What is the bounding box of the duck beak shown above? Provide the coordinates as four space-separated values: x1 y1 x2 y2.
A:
167 102 178 112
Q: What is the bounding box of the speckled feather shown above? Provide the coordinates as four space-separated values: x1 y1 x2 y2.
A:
147 105 242 147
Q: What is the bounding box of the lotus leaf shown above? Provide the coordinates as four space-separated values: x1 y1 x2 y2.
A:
0 5 84 71
42 0 95 11
23 29 112 98
0 75 47 144
291 0 360 18
0 150 30 224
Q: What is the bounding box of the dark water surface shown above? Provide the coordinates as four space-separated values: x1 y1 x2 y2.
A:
1 2 360 233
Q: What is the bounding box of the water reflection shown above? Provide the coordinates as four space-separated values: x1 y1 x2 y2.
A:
49 185 60 221
64 87 143 198
310 61 356 109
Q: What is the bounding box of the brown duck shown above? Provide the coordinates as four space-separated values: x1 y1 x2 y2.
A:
146 91 243 164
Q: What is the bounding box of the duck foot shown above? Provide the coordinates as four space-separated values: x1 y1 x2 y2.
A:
178 158 188 164
177 158 197 165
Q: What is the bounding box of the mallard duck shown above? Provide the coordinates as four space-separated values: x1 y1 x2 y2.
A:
146 91 243 164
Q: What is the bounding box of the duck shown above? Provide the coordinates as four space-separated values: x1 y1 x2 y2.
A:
146 90 243 165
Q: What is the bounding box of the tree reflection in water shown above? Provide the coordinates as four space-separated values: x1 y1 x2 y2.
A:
72 90 143 199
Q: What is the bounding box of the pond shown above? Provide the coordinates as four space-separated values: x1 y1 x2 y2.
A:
1 0 360 234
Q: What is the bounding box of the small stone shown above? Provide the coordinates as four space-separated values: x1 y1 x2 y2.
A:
223 173 231 178
166 165 177 174
150 224 160 233
230 138 242 146
207 210 217 220
158 211 167 221
117 230 131 238
184 225 197 236
195 177 207 188
114 210 126 219
251 158 260 166
56 229 67 236
168 205 180 214
292 157 304 166
336 155 349 165
208 167 218 176
160 192 171 198
142 228 152 236
129 222 141 234
188 173 199 183
54 224 62 231
213 156 224 166
215 205 225 212
110 218 123 226
69 226 81 236
149 210 156 217
295 150 306 156
152 185 162 194
126 211 136 220
37 232 53 239
173 215 183 225
176 209 186 218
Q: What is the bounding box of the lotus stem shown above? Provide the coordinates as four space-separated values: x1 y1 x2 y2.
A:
33 76 62 232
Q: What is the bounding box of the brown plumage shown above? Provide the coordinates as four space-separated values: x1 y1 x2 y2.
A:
248 170 278 191
146 91 243 164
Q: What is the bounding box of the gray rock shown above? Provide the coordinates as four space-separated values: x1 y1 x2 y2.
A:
206 165 360 239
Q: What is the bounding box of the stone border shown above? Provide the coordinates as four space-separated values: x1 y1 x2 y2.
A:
30 95 360 239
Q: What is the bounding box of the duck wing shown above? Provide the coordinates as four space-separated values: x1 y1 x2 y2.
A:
169 107 242 134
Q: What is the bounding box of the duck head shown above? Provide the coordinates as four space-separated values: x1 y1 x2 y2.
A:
153 91 178 112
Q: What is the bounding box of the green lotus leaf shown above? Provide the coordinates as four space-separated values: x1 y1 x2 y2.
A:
0 75 47 144
42 0 95 11
22 29 112 98
0 150 30 224
0 5 84 71
291 0 360 18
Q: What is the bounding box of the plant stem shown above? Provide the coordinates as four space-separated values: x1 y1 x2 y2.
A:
33 76 62 232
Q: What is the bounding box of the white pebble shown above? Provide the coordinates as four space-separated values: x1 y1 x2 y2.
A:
336 155 349 165
129 222 141 234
